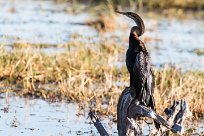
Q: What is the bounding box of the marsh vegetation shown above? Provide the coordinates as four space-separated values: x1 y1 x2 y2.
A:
0 38 204 118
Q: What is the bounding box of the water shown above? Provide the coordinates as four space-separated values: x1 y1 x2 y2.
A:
0 0 97 44
0 93 117 136
0 93 203 135
145 19 204 71
113 17 204 71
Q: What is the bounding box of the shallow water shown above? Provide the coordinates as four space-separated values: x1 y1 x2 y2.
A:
0 93 203 136
0 0 97 44
113 17 204 71
0 93 117 136
145 19 204 71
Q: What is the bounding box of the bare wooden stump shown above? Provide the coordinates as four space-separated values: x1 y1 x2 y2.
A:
89 87 191 136
117 87 191 136
89 110 109 136
117 87 136 136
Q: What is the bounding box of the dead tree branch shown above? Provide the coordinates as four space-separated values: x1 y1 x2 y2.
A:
89 110 109 136
89 87 191 136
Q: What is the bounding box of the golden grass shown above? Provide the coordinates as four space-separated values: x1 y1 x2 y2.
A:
193 48 204 56
56 0 204 11
0 38 203 119
154 66 204 118
85 1 119 32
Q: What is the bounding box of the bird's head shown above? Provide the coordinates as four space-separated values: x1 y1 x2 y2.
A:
115 11 145 37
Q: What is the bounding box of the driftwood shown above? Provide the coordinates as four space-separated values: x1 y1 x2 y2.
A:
89 87 191 136
88 111 109 136
117 87 191 136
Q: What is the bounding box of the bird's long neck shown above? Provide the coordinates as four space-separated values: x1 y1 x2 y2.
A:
129 33 147 53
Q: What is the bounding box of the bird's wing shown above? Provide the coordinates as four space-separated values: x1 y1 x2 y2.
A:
134 51 148 89
134 51 152 104
149 68 155 94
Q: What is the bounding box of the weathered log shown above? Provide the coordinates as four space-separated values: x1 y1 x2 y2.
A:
117 87 136 136
128 102 170 129
89 87 191 135
117 87 191 135
89 110 109 136
170 100 191 134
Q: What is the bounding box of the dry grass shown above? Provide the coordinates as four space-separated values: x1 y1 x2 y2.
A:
154 66 204 118
56 0 204 11
85 1 119 32
0 37 203 119
193 48 204 56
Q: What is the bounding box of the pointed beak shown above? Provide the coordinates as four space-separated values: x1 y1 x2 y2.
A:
115 10 127 16
115 11 145 36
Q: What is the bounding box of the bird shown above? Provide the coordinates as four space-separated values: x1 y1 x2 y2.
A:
116 11 160 129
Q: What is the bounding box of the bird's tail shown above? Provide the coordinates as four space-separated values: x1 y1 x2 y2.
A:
139 81 148 106
149 94 161 129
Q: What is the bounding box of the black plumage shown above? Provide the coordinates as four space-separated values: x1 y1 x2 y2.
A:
127 32 154 106
116 11 160 129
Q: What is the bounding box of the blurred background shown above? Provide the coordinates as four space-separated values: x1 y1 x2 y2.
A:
0 0 203 135
1 0 204 69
